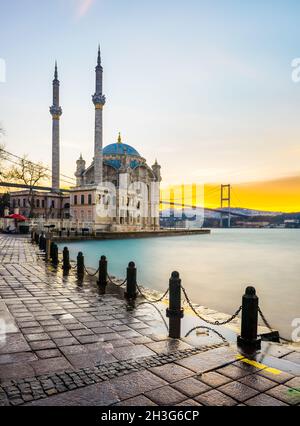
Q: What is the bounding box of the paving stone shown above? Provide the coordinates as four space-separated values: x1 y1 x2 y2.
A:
172 377 211 397
0 352 37 365
176 346 236 373
238 374 277 392
108 370 167 400
30 357 73 376
245 394 288 406
176 399 202 406
115 395 157 406
195 389 237 406
145 386 186 405
29 340 57 351
26 333 50 342
112 345 156 361
283 352 300 365
150 363 194 383
0 362 35 382
218 381 259 402
266 384 300 405
0 333 30 354
26 381 120 406
146 340 193 355
257 368 293 384
285 376 300 389
76 335 101 344
198 371 231 387
217 364 251 380
53 337 79 347
48 331 72 339
35 349 62 359
261 343 293 359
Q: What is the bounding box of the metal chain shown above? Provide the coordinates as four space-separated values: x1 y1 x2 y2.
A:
84 265 100 277
136 301 169 331
107 274 127 287
181 285 242 326
258 307 295 344
185 325 229 344
136 283 169 303
258 307 274 331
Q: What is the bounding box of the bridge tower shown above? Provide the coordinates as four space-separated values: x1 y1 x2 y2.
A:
220 184 231 228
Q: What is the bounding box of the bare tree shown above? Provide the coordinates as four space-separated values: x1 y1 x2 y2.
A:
0 143 7 182
8 155 48 217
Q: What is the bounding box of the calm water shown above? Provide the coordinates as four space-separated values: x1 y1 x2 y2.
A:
59 229 300 339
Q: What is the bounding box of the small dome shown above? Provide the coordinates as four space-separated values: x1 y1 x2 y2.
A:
103 143 140 157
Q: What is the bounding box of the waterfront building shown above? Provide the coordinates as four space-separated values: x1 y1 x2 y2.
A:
70 47 161 231
9 47 162 231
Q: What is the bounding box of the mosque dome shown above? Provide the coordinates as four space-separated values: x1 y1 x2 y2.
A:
103 133 143 169
103 133 140 157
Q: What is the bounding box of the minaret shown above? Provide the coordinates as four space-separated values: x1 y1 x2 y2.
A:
50 62 62 190
92 45 106 185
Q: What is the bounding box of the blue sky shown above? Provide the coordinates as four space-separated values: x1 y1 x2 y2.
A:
0 0 300 186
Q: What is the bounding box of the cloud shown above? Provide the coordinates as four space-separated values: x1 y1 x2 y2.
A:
76 0 95 19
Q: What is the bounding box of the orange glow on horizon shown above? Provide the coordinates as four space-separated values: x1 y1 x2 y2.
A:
160 176 300 213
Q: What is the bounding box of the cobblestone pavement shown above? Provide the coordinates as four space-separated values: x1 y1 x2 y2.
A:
0 235 299 406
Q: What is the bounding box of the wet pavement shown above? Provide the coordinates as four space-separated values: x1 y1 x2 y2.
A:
0 235 299 406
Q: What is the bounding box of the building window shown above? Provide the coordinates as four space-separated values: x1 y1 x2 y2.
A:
23 199 26 207
37 199 40 208
42 200 45 208
81 210 84 220
74 195 78 205
88 194 92 205
18 199 20 207
51 200 55 208
81 195 85 205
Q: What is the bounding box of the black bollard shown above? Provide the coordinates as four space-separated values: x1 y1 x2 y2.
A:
52 244 59 266
50 242 55 260
97 256 108 288
125 262 137 300
38 235 42 250
41 236 46 252
62 247 71 272
77 252 84 276
166 271 184 339
237 286 261 352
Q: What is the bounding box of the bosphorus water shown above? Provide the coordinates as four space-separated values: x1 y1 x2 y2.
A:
59 229 300 339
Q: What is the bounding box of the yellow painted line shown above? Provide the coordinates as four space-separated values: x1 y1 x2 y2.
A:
236 355 282 375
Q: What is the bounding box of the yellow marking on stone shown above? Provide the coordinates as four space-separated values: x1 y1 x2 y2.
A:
236 355 282 375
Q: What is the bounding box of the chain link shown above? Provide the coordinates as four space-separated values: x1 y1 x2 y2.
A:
136 301 169 331
107 274 127 287
136 284 169 303
258 307 295 344
181 285 242 326
84 265 100 277
185 325 229 344
258 307 274 331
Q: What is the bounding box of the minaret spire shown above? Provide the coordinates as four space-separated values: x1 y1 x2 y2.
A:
54 61 58 80
97 45 101 66
92 45 106 185
50 61 62 190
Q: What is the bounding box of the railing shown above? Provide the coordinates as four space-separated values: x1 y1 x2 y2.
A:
31 230 290 353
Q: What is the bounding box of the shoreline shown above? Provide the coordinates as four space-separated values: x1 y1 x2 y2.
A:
52 228 211 242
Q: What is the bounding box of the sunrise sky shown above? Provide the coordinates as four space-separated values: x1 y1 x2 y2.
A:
0 0 300 212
